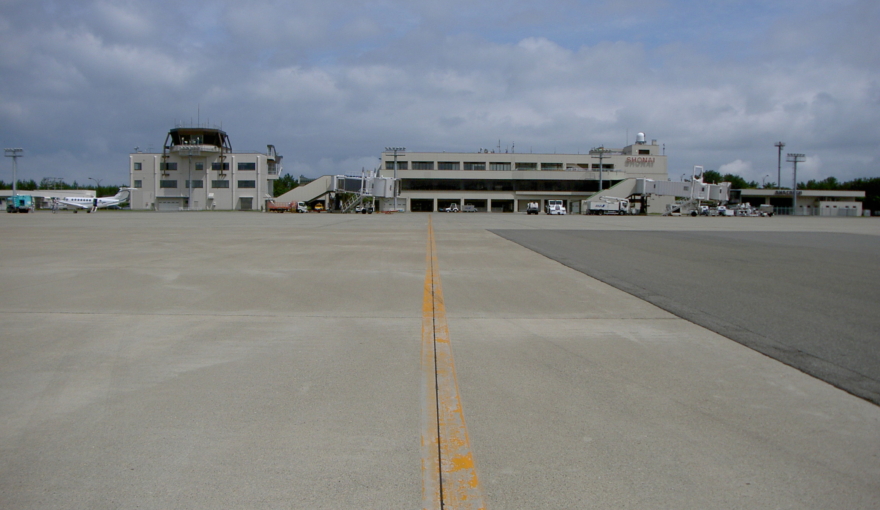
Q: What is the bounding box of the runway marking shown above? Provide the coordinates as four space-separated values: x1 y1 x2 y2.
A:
422 217 486 510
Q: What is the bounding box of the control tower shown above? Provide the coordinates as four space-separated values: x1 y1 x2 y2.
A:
130 125 281 211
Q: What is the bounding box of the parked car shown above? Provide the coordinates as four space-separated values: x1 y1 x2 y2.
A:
462 204 478 213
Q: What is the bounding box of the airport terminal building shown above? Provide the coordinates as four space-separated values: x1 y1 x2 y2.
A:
129 126 281 211
378 135 667 213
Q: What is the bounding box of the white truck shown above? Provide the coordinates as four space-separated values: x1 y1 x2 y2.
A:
526 202 540 215
584 197 629 215
546 200 566 215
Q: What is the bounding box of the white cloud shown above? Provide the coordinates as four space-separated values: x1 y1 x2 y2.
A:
0 0 877 185
719 159 753 177
796 155 824 184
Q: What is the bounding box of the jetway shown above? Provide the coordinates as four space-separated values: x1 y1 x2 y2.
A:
333 170 397 213
273 171 398 213
583 166 732 215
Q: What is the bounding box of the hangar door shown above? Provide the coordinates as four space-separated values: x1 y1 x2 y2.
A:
156 198 182 211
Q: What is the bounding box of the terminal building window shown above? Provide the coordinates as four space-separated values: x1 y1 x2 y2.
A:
160 162 177 171
195 163 204 171
212 162 230 171
541 163 563 171
185 180 204 188
238 180 256 188
401 179 597 192
463 162 486 170
159 180 178 188
238 162 256 170
515 162 537 171
212 180 230 188
489 163 511 171
438 162 460 170
133 180 142 188
411 161 434 170
385 161 408 170
134 162 142 170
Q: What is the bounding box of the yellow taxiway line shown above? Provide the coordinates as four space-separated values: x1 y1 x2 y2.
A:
421 217 486 510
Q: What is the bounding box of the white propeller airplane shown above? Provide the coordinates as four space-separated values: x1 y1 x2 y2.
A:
58 188 132 213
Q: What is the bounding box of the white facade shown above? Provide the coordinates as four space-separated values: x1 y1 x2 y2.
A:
740 189 865 216
130 126 281 211
379 138 667 212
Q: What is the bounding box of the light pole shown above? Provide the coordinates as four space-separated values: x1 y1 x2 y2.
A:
774 141 785 190
385 147 405 211
591 146 611 192
88 177 103 192
762 175 769 188
5 148 23 196
786 153 805 215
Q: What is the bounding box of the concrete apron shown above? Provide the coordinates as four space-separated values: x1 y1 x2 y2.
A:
0 212 877 509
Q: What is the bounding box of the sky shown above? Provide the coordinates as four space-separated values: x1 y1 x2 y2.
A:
1 0 879 187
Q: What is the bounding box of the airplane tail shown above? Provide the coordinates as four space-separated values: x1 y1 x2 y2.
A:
113 188 132 203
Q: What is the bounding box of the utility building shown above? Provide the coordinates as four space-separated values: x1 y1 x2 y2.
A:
130 126 282 211
378 133 667 213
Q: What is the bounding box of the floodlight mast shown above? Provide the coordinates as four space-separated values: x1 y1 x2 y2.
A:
5 148 23 196
774 141 785 189
591 146 611 192
786 153 805 215
385 147 405 211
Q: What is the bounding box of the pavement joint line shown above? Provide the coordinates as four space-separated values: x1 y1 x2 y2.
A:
422 217 486 510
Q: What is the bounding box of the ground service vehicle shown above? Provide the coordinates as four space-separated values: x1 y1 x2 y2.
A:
462 204 477 212
6 195 35 213
585 197 629 215
266 200 295 212
442 204 459 212
526 202 539 214
546 200 566 215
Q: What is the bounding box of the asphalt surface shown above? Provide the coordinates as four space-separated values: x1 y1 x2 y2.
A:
491 229 880 405
1 212 878 509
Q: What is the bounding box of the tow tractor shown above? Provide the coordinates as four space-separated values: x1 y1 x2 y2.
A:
546 200 566 215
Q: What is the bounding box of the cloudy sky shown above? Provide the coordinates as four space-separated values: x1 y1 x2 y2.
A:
1 0 878 187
